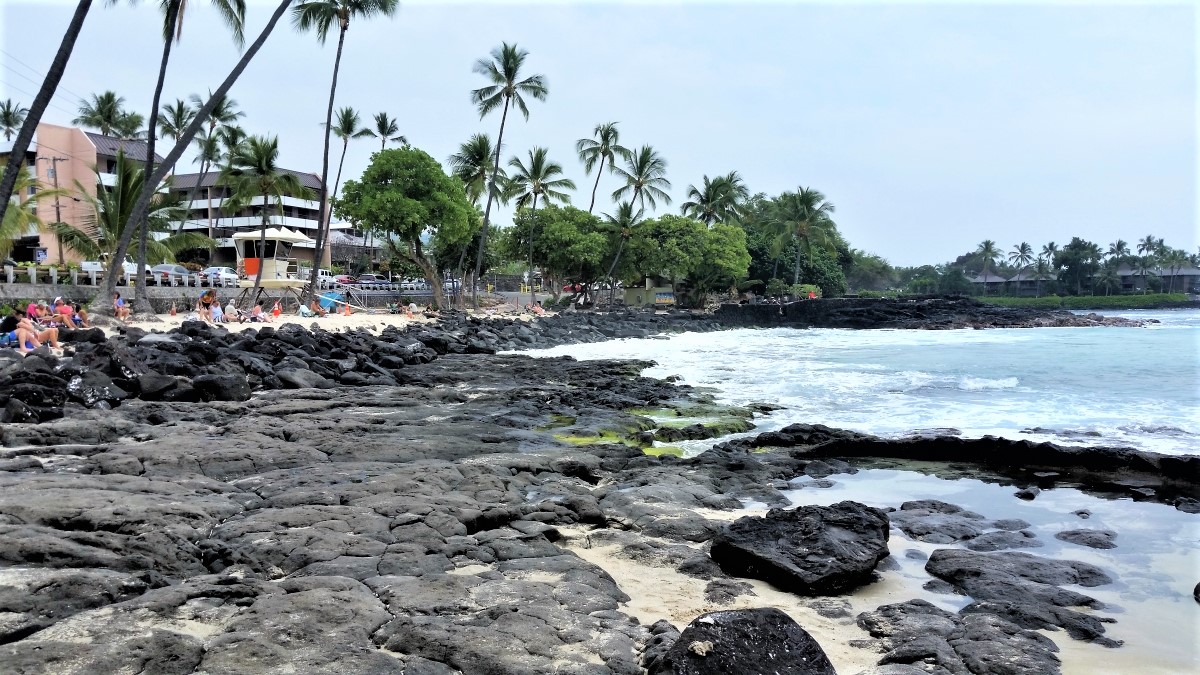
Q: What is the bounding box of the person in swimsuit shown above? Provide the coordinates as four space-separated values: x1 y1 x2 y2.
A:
112 292 132 320
196 290 218 323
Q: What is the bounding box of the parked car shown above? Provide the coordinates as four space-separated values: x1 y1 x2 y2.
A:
148 264 191 285
334 274 355 285
200 266 240 287
563 282 584 293
354 273 387 286
401 278 428 291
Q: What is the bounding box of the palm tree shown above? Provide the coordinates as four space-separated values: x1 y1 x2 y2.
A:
770 187 836 286
0 99 27 141
101 0 296 312
157 98 196 149
329 107 372 201
1008 242 1033 286
507 147 576 305
51 151 210 265
220 135 313 303
1032 258 1051 298
179 129 223 234
1137 234 1162 257
73 90 129 136
1162 248 1188 293
364 111 406 151
575 122 630 214
600 201 644 307
448 133 503 207
0 167 68 259
189 89 244 134
1096 262 1120 296
681 171 748 225
1134 255 1156 294
611 145 672 212
0 0 100 235
293 0 400 300
469 42 549 307
1107 239 1130 265
975 240 1000 294
1041 242 1059 269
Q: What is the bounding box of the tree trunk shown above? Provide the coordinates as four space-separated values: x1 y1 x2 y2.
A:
471 96 511 309
99 0 292 314
131 0 180 316
306 20 347 303
528 193 539 307
179 156 208 234
587 155 605 214
605 237 626 309
0 0 93 229
792 241 802 287
248 199 269 303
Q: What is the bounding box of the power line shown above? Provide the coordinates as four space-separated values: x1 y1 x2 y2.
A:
0 48 88 103
0 78 78 118
0 63 85 113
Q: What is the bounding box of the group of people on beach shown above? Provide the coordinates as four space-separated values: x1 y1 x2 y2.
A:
1 302 66 354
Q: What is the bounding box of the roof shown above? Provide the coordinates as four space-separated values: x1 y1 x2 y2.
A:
971 273 1009 283
231 226 312 244
85 132 163 163
172 169 325 192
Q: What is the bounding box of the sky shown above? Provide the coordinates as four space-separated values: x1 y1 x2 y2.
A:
1 0 1195 267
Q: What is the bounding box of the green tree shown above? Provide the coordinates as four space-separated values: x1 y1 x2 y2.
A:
319 106 374 277
680 171 748 225
506 205 608 300
622 214 706 287
469 42 548 307
599 201 644 306
575 122 630 214
1137 234 1163 257
51 151 210 265
336 147 475 309
611 144 671 211
685 221 750 306
1032 257 1051 297
293 0 400 301
1096 261 1121 296
1107 239 1130 265
73 90 132 136
845 248 896 292
975 239 1000 293
220 135 314 303
447 133 503 207
769 187 836 285
1 167 68 259
157 98 196 149
0 99 27 141
1008 241 1033 285
1161 248 1188 293
364 111 407 151
1054 237 1100 295
507 147 576 304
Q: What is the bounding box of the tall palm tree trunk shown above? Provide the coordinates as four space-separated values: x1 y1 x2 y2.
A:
131 0 181 315
249 200 270 303
587 156 605 214
307 20 348 303
471 97 511 309
101 0 292 314
605 238 626 308
793 240 803 286
178 157 208 234
0 0 93 229
527 194 539 306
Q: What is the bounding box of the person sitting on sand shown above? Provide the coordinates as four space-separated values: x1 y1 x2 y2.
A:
529 301 545 316
308 299 327 318
1 313 61 353
210 301 228 323
53 297 89 327
196 290 219 323
112 292 132 321
225 300 247 323
34 301 59 326
250 303 272 323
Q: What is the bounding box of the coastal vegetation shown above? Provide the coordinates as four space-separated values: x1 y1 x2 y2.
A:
1 4 1195 312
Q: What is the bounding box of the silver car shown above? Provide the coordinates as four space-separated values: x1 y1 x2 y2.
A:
148 264 191 286
200 266 240 287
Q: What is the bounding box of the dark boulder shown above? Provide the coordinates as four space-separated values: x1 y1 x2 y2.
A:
710 501 890 595
192 373 251 402
66 371 129 408
647 608 836 675
1054 529 1117 550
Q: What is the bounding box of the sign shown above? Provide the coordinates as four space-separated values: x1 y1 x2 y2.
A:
654 291 675 305
35 249 47 263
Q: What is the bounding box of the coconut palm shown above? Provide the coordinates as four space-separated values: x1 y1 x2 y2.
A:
179 129 223 234
447 133 504 207
1107 239 1130 265
73 91 130 136
0 99 27 141
51 151 210 264
364 111 407 151
600 201 644 307
975 240 1000 293
575 122 630 214
329 107 373 200
157 98 196 148
1134 255 1156 294
220 135 314 303
179 91 243 228
1162 248 1188 293
0 1 103 235
1041 242 1058 269
1096 262 1121 296
469 42 549 307
0 167 69 259
611 145 671 211
1008 241 1033 284
102 0 296 312
507 147 576 305
188 89 244 134
681 171 748 225
293 0 400 299
770 187 836 286
1137 234 1164 257
1032 257 1051 298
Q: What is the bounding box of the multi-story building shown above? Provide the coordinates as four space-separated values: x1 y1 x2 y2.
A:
2 122 162 263
170 170 338 269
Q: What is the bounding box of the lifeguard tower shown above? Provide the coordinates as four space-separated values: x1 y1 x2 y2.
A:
232 227 312 307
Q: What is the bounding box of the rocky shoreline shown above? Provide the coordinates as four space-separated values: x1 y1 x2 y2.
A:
0 308 1193 674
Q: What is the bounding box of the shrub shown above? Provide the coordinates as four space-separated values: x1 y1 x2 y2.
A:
977 294 1189 310
791 284 822 299
765 278 788 297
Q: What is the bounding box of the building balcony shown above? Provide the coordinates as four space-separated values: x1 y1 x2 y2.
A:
183 194 320 211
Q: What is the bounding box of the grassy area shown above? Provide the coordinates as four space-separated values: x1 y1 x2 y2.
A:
977 293 1190 310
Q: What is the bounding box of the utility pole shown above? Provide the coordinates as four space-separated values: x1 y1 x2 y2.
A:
38 156 68 265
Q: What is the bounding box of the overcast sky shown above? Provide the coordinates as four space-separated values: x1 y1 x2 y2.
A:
2 0 1195 266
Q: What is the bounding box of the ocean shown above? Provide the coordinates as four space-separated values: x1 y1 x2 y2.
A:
520 308 1200 673
524 309 1200 457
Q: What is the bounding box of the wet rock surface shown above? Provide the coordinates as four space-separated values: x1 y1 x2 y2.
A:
645 608 837 675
